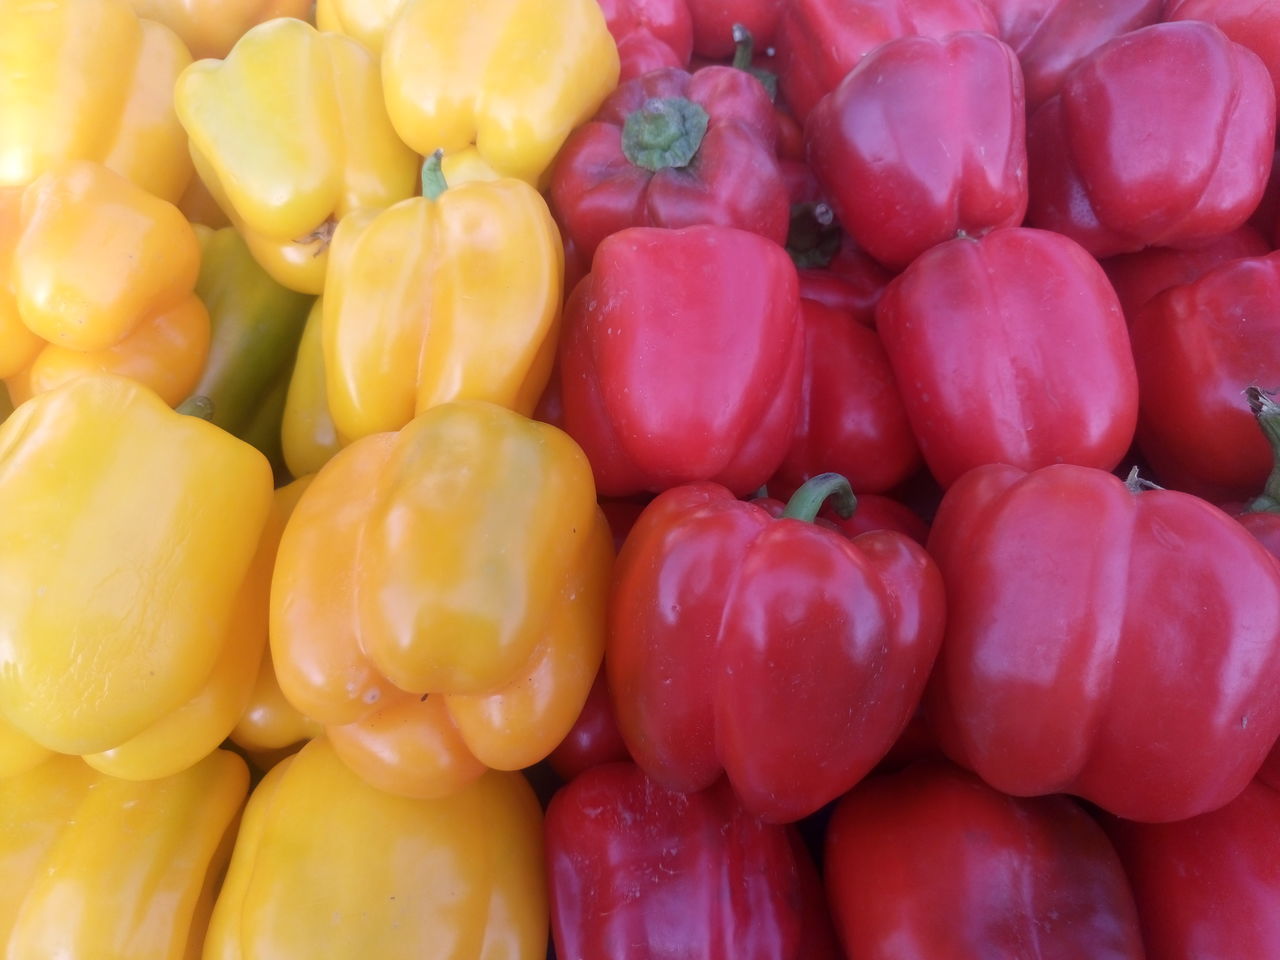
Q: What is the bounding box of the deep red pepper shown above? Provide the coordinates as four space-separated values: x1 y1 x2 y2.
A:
826 762 1145 960
926 461 1280 822
1166 0 1280 110
685 0 781 59
599 0 695 81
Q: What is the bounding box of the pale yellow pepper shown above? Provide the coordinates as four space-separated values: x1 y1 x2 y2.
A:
127 0 313 59
315 0 405 54
281 297 343 477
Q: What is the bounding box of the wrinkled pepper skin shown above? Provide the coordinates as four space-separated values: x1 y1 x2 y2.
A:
546 762 840 960
927 462 1280 822
1027 21 1276 258
0 750 248 960
127 0 312 59
3 161 209 406
806 32 1026 271
825 762 1145 960
271 402 612 798
314 0 405 55
0 0 193 204
323 164 563 443
551 65 787 262
1131 253 1280 503
205 737 547 960
876 228 1138 488
600 0 693 81
382 0 619 186
609 478 946 822
773 0 997 123
1105 779 1280 960
281 298 341 479
0 375 274 777
175 18 419 294
559 225 804 497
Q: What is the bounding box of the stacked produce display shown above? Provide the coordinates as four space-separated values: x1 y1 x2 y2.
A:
4 0 1280 956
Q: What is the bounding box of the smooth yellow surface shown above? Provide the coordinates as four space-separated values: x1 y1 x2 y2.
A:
0 0 193 203
128 0 312 59
382 0 619 184
204 738 547 960
281 298 341 477
315 0 405 54
0 188 40 380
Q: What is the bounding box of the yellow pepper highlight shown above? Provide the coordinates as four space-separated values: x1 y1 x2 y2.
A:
205 738 547 960
175 17 420 294
0 0 193 204
127 0 313 60
271 401 611 798
315 0 405 54
0 750 248 959
382 0 620 185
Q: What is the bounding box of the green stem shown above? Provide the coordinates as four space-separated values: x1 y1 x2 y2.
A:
786 202 841 269
621 98 710 172
1245 387 1280 512
421 149 448 200
781 472 856 523
176 395 215 421
731 23 778 101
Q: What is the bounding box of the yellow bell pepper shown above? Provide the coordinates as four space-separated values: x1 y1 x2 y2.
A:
322 154 562 443
0 375 274 779
271 401 611 798
127 0 313 60
0 0 193 204
0 750 247 959
382 0 619 185
2 161 210 407
281 297 343 478
315 0 404 54
205 737 546 959
175 17 420 294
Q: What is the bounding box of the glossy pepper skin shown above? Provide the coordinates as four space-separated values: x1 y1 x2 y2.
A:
314 0 405 54
205 737 547 960
773 0 997 123
876 228 1138 488
600 0 694 81
0 375 274 776
175 18 419 294
0 750 248 960
610 475 945 822
806 32 1027 271
2 161 210 407
0 0 193 204
927 462 1280 822
1027 21 1276 258
546 762 840 960
826 762 1145 960
382 0 619 186
559 225 804 497
322 158 563 443
1166 0 1280 109
551 65 788 262
281 298 341 479
271 401 612 798
127 0 312 59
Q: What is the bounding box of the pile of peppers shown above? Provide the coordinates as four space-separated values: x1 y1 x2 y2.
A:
7 0 1280 957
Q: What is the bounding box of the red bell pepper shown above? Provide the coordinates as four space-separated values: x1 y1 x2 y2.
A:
773 0 997 124
1166 0 1280 109
1130 252 1280 503
546 762 840 960
1105 778 1280 960
756 489 929 545
1234 389 1280 564
559 225 803 498
685 0 780 60
875 227 1138 488
599 0 694 81
982 0 1162 111
806 31 1027 271
609 473 945 822
549 65 787 262
826 761 1145 960
1027 21 1276 258
926 461 1280 822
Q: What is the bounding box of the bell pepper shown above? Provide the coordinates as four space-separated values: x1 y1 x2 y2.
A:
205 737 547 960
1027 21 1275 258
610 473 945 822
175 17 420 294
314 0 405 54
1130 252 1280 503
126 0 312 59
549 64 788 262
0 750 247 959
825 762 1145 960
772 0 998 123
0 374 274 778
926 461 1280 822
1166 0 1280 109
271 401 612 798
1236 389 1280 560
546 761 840 960
600 0 694 81
381 0 620 186
559 224 804 497
0 0 193 204
2 161 209 408
875 227 1138 488
322 155 563 443
805 31 1027 271
686 0 780 59
281 298 341 479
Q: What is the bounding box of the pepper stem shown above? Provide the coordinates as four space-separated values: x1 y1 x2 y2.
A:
1123 466 1163 494
781 472 856 523
621 98 710 172
730 23 779 101
421 149 448 200
177 395 215 421
1245 387 1280 512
